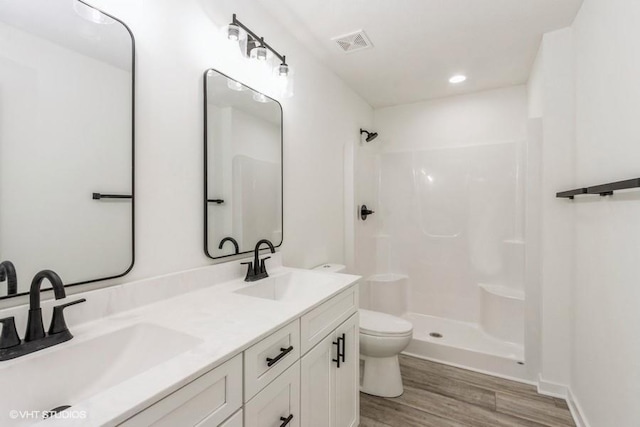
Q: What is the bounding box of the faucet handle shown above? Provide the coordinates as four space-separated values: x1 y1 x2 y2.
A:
259 256 272 273
241 261 254 281
48 298 86 336
0 317 21 349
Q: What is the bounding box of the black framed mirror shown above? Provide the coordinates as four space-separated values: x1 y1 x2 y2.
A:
0 0 135 299
204 68 283 259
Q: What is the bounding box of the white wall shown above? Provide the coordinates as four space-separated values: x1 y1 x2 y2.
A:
530 1 640 424
571 0 640 425
529 28 577 390
0 0 372 308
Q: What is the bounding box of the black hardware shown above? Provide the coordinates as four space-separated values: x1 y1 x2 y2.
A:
203 68 284 261
557 178 640 199
92 193 132 200
279 415 294 427
0 270 84 361
556 188 588 199
0 261 18 296
219 237 239 254
360 205 375 220
339 333 346 363
332 335 343 368
266 346 294 367
26 270 67 342
360 128 379 142
241 261 255 281
48 299 87 335
244 239 276 282
208 199 225 204
229 14 287 65
0 317 21 349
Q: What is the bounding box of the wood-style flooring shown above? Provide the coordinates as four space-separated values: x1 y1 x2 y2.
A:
360 355 576 427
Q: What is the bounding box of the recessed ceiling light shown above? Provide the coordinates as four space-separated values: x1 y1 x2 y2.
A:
449 75 467 84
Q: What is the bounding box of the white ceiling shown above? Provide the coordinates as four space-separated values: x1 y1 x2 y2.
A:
262 0 583 108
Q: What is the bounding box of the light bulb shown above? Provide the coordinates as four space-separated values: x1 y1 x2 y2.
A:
277 63 289 77
250 46 268 61
227 24 240 41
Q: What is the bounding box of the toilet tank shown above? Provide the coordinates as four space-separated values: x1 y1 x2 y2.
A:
312 264 346 274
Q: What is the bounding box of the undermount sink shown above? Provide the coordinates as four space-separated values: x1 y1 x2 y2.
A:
0 323 201 426
233 270 337 302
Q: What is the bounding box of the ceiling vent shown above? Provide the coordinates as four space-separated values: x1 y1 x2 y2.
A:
331 30 373 53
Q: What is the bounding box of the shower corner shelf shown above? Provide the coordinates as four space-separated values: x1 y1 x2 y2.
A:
556 177 640 199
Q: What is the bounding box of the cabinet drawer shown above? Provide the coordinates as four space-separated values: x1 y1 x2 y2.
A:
119 354 242 427
300 286 358 355
244 320 300 401
245 361 300 427
219 409 243 427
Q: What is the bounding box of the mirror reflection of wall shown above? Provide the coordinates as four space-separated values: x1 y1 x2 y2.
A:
0 0 134 298
205 69 283 259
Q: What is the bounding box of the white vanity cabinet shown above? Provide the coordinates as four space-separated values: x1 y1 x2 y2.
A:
300 313 359 427
119 285 358 427
119 354 243 427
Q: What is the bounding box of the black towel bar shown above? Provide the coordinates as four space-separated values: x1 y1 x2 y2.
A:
557 178 640 199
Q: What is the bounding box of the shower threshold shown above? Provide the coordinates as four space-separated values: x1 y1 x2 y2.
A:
402 312 529 382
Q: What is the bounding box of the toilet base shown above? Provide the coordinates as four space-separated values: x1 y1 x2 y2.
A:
360 354 404 397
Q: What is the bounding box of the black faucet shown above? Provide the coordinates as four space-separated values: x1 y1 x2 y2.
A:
0 261 18 296
219 237 240 254
0 270 86 361
242 239 276 282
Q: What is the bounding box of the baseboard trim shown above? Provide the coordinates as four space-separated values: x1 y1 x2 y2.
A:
537 374 568 398
536 376 590 427
567 388 591 427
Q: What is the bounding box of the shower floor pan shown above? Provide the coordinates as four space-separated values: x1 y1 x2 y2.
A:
402 312 530 382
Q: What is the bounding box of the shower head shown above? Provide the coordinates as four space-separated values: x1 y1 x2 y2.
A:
360 128 379 142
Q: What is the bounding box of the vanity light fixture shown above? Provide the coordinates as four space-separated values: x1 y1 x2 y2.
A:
449 74 467 84
223 14 293 97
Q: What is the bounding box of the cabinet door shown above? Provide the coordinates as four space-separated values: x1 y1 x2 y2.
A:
244 361 300 427
300 332 336 427
119 354 242 427
334 313 359 427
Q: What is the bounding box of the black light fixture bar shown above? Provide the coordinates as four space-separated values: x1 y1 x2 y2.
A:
231 14 286 64
92 192 132 200
556 177 640 199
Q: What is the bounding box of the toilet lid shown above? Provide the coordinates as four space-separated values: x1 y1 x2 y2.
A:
359 309 413 337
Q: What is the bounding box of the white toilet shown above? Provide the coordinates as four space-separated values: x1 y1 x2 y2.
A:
313 264 414 398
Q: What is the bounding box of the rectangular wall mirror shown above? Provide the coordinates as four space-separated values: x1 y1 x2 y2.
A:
204 68 283 259
0 0 135 299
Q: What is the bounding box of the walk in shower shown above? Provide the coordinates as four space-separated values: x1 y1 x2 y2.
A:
353 88 529 380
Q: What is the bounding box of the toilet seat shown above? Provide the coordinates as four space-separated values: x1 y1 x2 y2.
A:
359 309 413 338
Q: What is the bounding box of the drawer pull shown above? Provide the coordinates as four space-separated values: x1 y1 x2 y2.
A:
332 337 342 368
340 333 346 363
279 414 294 427
266 346 294 367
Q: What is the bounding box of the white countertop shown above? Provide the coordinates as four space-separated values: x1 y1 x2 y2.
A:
0 261 359 427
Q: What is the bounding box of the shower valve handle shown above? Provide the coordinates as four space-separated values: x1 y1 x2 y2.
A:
360 205 375 221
